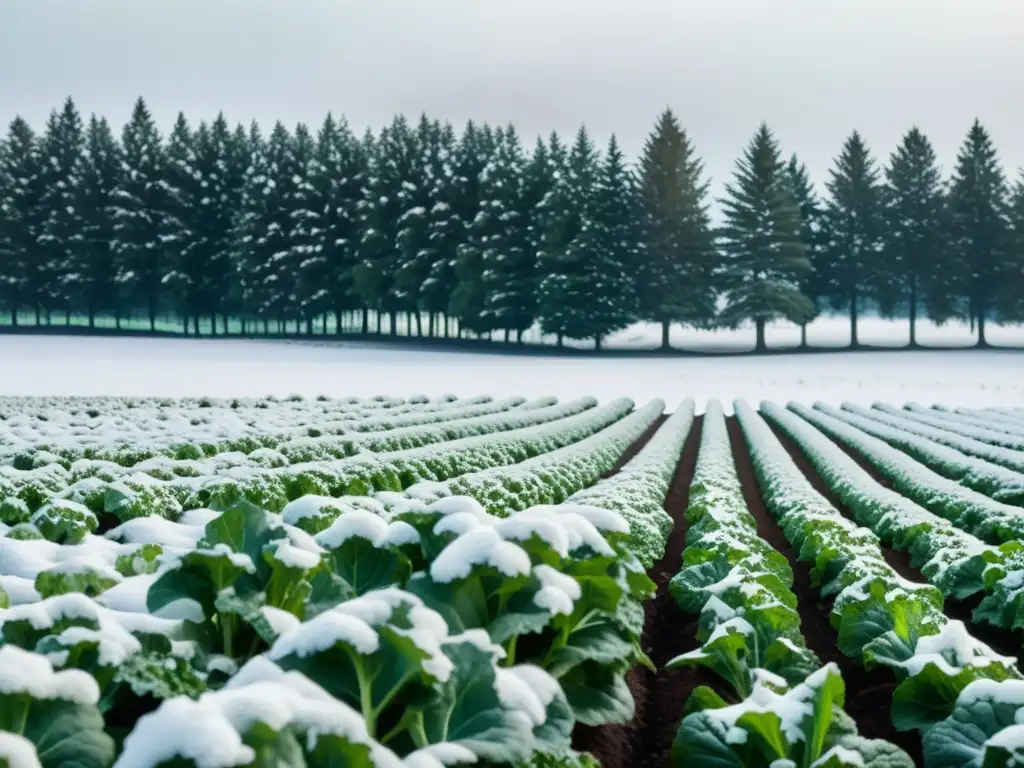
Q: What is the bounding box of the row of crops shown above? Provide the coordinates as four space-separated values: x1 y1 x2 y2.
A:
1 394 1024 767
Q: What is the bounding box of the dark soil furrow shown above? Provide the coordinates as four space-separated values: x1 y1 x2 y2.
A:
602 413 669 479
725 416 922 763
768 420 1022 658
570 415 704 768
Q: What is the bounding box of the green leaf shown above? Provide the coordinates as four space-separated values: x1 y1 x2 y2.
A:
201 499 286 575
891 659 1020 732
413 639 538 763
681 686 730 718
557 661 633 726
405 571 550 644
0 693 114 768
320 535 410 597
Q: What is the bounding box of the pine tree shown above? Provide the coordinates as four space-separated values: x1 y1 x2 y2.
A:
0 117 45 326
355 115 418 334
718 123 813 352
222 122 253 329
422 121 493 337
1008 174 1024 320
584 135 640 348
280 122 315 332
479 124 533 341
204 115 244 334
291 113 365 335
786 154 822 347
236 122 294 331
536 125 602 344
110 97 171 331
394 115 441 336
77 115 123 328
37 97 86 322
882 127 947 346
947 120 1011 347
453 124 509 337
161 112 203 333
819 131 885 348
636 109 717 348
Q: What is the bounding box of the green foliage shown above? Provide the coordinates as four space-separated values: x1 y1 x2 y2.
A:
718 123 814 349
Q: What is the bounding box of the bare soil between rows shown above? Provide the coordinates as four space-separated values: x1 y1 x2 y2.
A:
731 418 923 764
779 422 1022 658
571 406 1022 768
571 414 706 768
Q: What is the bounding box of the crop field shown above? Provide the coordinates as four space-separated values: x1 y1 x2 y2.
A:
3 394 1024 767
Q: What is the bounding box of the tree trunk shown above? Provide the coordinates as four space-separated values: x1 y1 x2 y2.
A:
755 318 767 352
87 306 95 330
504 328 510 343
415 311 423 337
65 309 71 327
799 323 808 349
114 306 121 330
221 314 228 335
557 333 564 348
849 291 859 349
262 318 269 334
660 320 671 350
389 312 397 336
306 317 314 336
211 315 217 336
908 279 918 348
34 307 41 325
148 300 157 333
240 316 247 334
517 328 524 344
595 334 602 350
977 310 988 348
182 317 189 336
193 315 200 336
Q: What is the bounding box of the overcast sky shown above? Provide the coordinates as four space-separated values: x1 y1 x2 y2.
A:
2 0 1022 199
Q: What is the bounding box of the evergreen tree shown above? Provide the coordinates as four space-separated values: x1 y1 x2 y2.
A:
718 123 813 352
77 115 123 328
482 134 554 343
394 115 441 335
536 125 602 344
1009 174 1024 320
355 115 418 334
291 113 365 335
636 109 717 348
236 122 294 330
161 112 203 333
786 154 822 347
204 115 244 334
582 135 640 348
946 120 1012 346
279 122 315 331
882 127 948 345
222 122 254 328
110 97 171 331
422 121 493 337
0 117 45 325
37 97 86 322
452 124 508 337
479 124 534 341
819 131 885 347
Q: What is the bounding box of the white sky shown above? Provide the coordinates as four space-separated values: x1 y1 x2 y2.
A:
2 0 1023 198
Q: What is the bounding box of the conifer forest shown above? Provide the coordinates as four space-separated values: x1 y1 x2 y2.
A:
2 96 1023 350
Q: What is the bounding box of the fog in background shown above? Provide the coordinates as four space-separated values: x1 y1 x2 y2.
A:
2 0 1022 199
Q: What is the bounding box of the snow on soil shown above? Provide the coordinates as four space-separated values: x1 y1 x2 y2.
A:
0 324 1021 409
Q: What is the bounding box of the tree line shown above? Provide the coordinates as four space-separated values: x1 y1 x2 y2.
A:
1 97 1022 350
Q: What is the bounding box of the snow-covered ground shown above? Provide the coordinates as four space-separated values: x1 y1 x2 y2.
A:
1 331 1021 409
532 314 1024 350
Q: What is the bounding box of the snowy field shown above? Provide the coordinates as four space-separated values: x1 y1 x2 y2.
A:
1 329 1022 408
